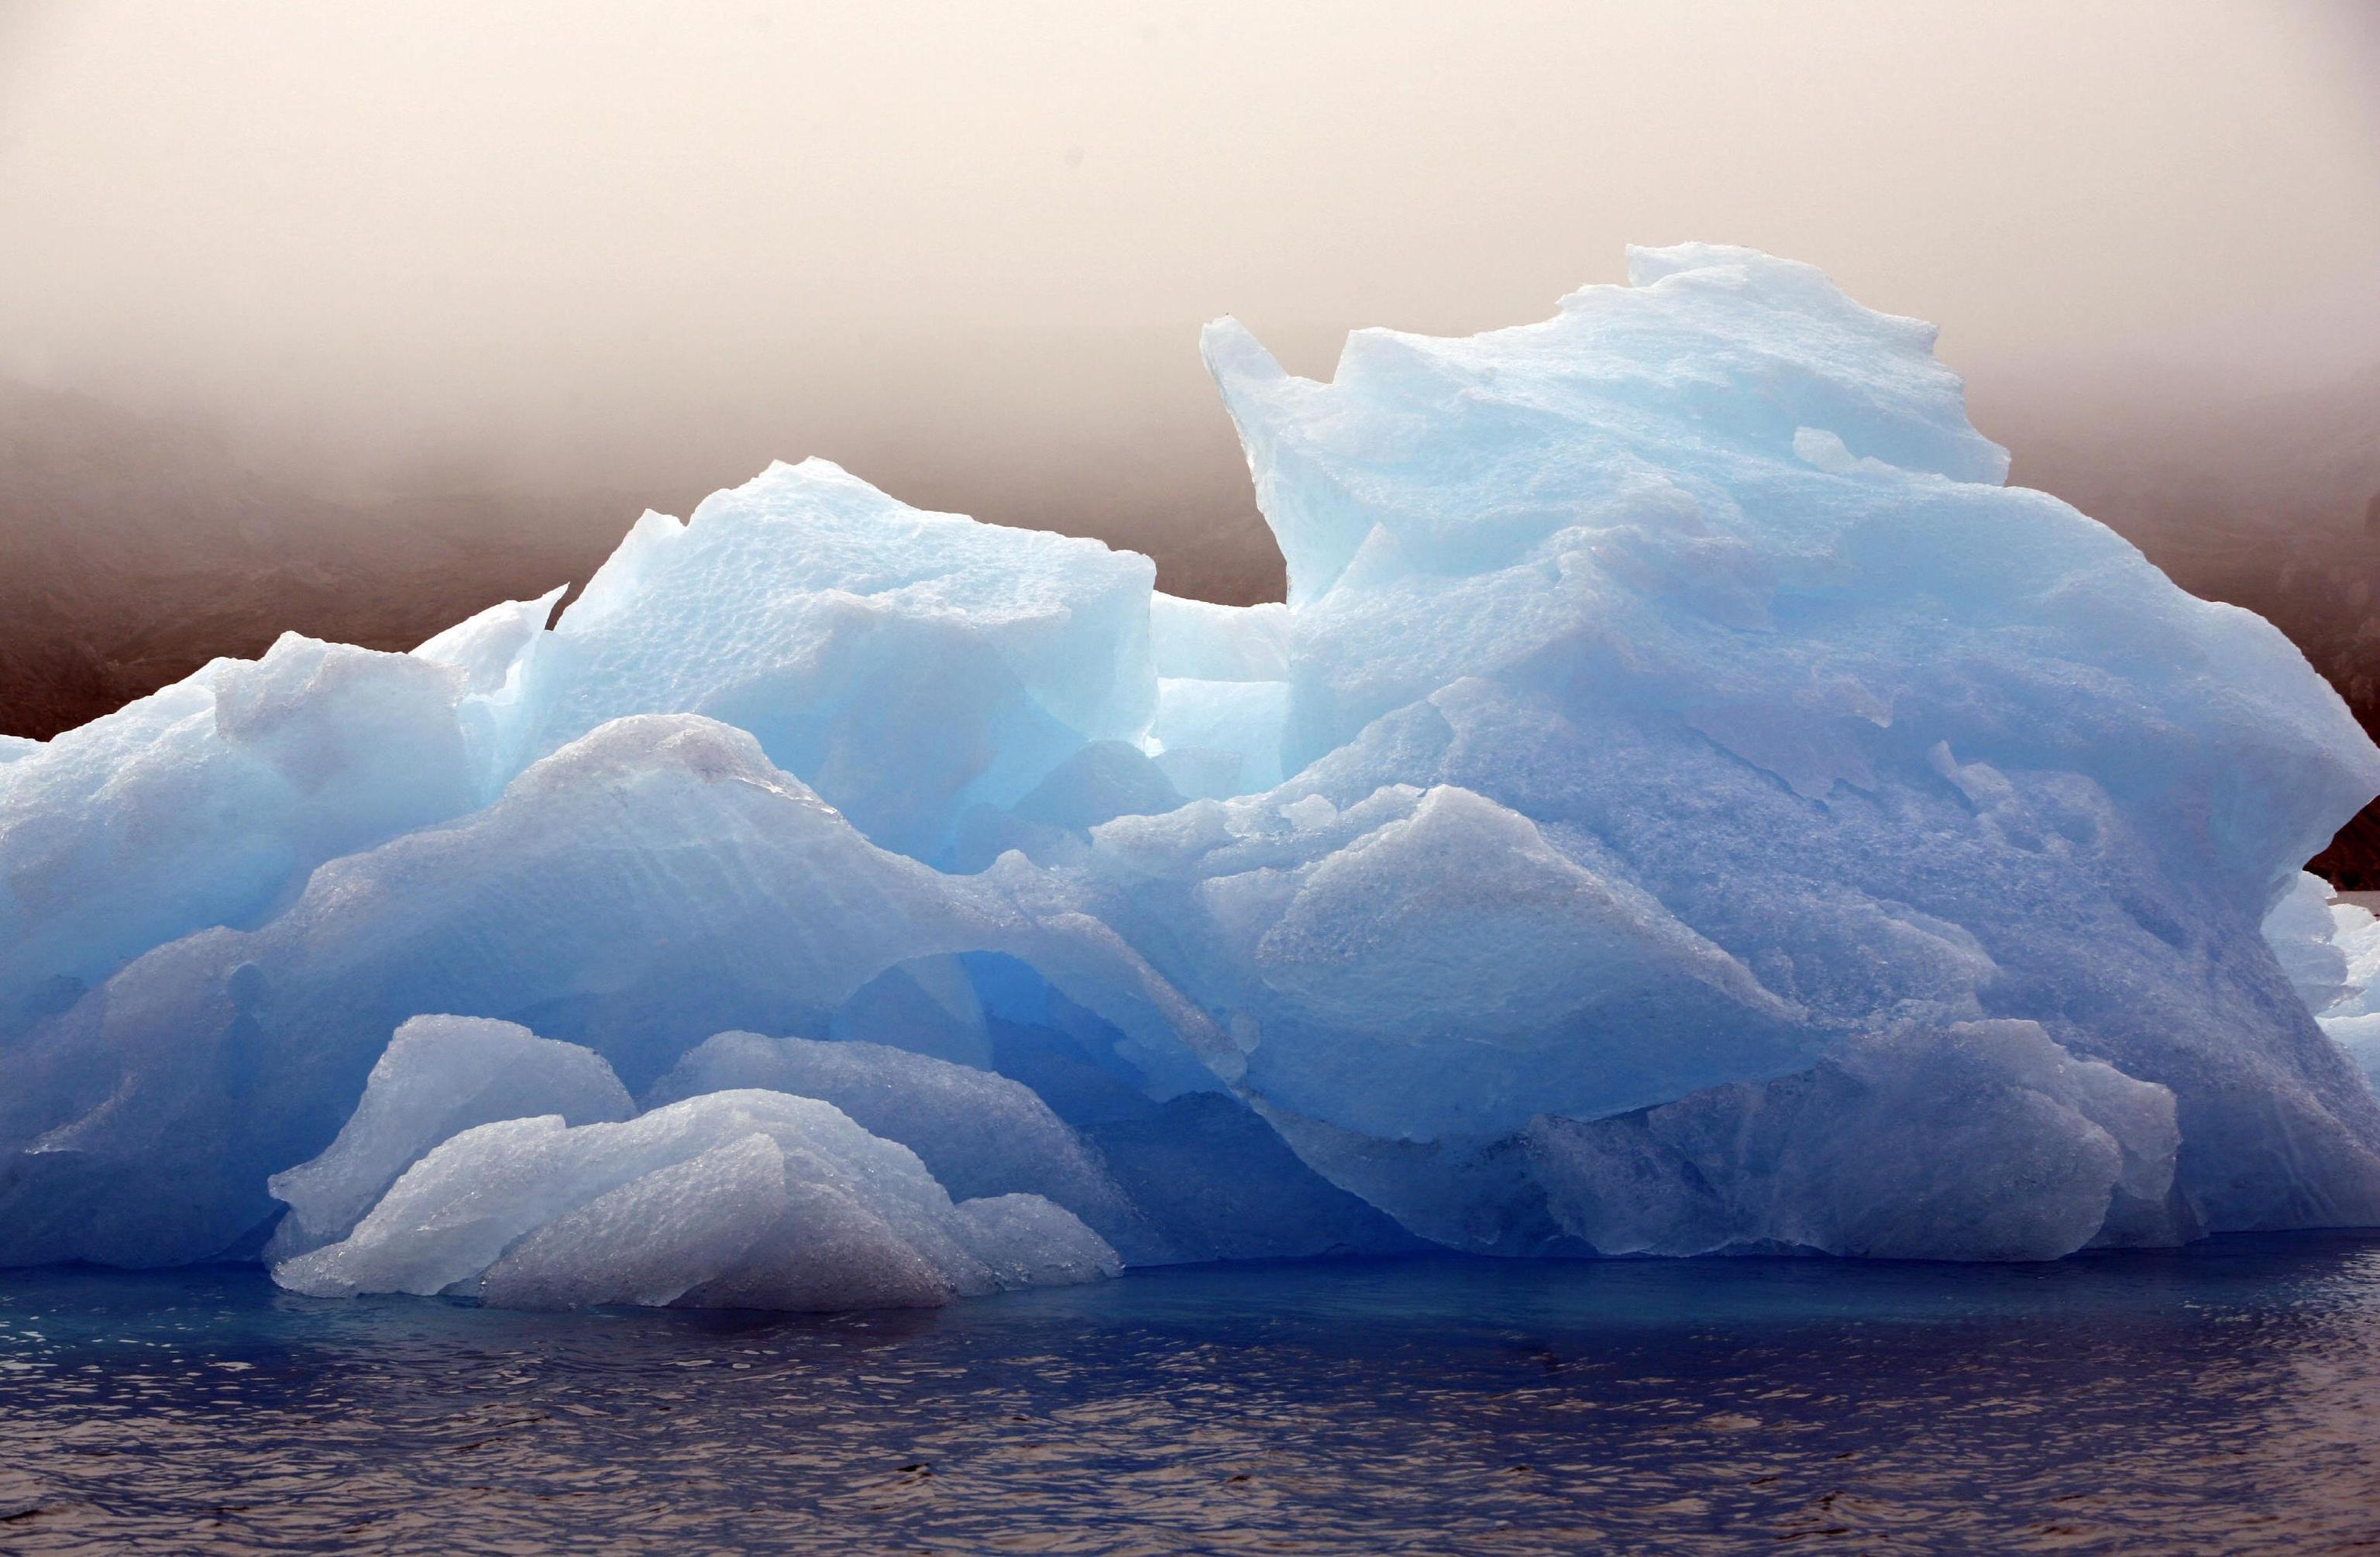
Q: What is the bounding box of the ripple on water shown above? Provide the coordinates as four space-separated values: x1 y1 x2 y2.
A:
4 1238 2380 1552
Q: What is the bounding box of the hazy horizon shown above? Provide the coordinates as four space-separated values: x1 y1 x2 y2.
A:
3 0 2378 757
2 0 2377 566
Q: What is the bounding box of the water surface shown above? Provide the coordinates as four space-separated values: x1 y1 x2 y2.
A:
5 1238 2380 1552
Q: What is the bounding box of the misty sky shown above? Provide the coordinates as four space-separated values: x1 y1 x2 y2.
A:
2 1 2376 557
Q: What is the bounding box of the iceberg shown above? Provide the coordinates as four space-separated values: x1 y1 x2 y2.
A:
4 242 2378 1304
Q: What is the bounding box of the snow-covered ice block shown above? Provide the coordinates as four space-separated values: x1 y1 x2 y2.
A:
944 1192 1126 1291
476 1132 952 1311
265 1015 634 1260
0 595 570 1040
2295 892 2380 1027
2259 875 2380 1089
645 1030 1154 1258
413 587 564 696
275 1089 1119 1310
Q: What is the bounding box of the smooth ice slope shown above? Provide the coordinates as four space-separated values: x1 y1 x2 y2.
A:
266 1015 635 1260
1147 593 1291 798
276 1090 1119 1310
5 242 2380 1286
1149 595 1289 682
1083 782 1807 1143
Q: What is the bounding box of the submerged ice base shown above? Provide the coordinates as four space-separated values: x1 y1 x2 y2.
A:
3 243 2378 1301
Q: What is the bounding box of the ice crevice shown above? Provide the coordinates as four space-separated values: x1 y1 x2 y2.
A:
4 242 2379 1303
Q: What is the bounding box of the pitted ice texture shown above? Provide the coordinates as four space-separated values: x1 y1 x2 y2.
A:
646 1030 1158 1260
265 1014 636 1260
275 1089 1119 1310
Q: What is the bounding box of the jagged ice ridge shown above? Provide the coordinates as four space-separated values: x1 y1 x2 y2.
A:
3 244 2378 1308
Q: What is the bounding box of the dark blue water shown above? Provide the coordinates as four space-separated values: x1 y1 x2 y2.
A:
5 1239 2380 1553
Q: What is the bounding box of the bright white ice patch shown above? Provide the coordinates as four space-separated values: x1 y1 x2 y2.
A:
266 1015 635 1260
274 1089 1119 1310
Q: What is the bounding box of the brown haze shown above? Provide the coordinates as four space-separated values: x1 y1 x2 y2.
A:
3 2 2378 870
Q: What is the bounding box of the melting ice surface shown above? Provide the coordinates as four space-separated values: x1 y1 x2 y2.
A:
4 245 2380 1308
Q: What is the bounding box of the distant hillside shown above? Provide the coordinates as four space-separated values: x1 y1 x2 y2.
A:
0 380 1282 744
0 382 618 740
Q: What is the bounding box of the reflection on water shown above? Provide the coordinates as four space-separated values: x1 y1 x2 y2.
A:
5 1238 2380 1552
